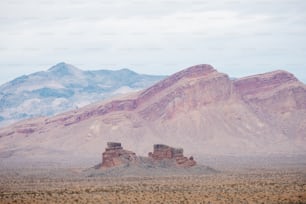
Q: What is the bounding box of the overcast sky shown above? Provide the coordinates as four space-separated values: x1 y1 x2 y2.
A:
0 0 305 84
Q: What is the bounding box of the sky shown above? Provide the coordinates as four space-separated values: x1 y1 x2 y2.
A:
0 0 305 84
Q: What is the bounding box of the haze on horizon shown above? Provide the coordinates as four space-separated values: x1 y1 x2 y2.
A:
0 0 305 84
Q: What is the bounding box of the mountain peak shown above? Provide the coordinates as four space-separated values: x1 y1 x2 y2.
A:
118 68 135 72
180 64 216 76
48 62 81 75
139 64 217 97
236 69 297 82
167 64 217 84
234 69 299 97
117 68 138 75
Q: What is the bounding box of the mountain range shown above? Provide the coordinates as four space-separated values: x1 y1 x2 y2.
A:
0 62 165 127
0 64 305 167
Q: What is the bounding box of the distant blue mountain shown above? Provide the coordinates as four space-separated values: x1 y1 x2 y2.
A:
0 62 165 127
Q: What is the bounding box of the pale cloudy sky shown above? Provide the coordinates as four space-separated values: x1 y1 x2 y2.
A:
0 0 305 84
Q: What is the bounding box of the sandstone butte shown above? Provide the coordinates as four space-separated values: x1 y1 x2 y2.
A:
101 142 196 168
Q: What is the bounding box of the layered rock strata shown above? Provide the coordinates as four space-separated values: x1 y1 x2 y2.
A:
1 64 306 165
101 143 196 168
148 144 196 167
101 142 137 168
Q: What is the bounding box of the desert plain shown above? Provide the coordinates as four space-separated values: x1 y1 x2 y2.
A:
0 156 305 204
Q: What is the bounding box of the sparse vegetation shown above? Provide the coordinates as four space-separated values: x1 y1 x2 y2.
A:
0 169 305 203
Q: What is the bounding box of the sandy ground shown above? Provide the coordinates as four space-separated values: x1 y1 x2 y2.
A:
0 166 305 204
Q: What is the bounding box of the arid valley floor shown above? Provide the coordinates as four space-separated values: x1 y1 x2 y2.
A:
0 157 305 204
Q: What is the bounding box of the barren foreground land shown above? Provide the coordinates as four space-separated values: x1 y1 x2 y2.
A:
0 167 305 204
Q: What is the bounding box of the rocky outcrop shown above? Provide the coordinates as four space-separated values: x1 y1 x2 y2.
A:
101 143 196 168
101 142 137 168
148 144 196 167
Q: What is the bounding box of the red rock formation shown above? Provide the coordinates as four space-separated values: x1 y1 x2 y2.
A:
101 143 196 168
101 142 137 168
148 144 196 167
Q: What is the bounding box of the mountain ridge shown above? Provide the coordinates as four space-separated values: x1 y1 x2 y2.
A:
0 63 165 127
0 64 305 167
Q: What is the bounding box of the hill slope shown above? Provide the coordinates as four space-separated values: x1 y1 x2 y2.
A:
0 64 305 167
0 62 165 127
